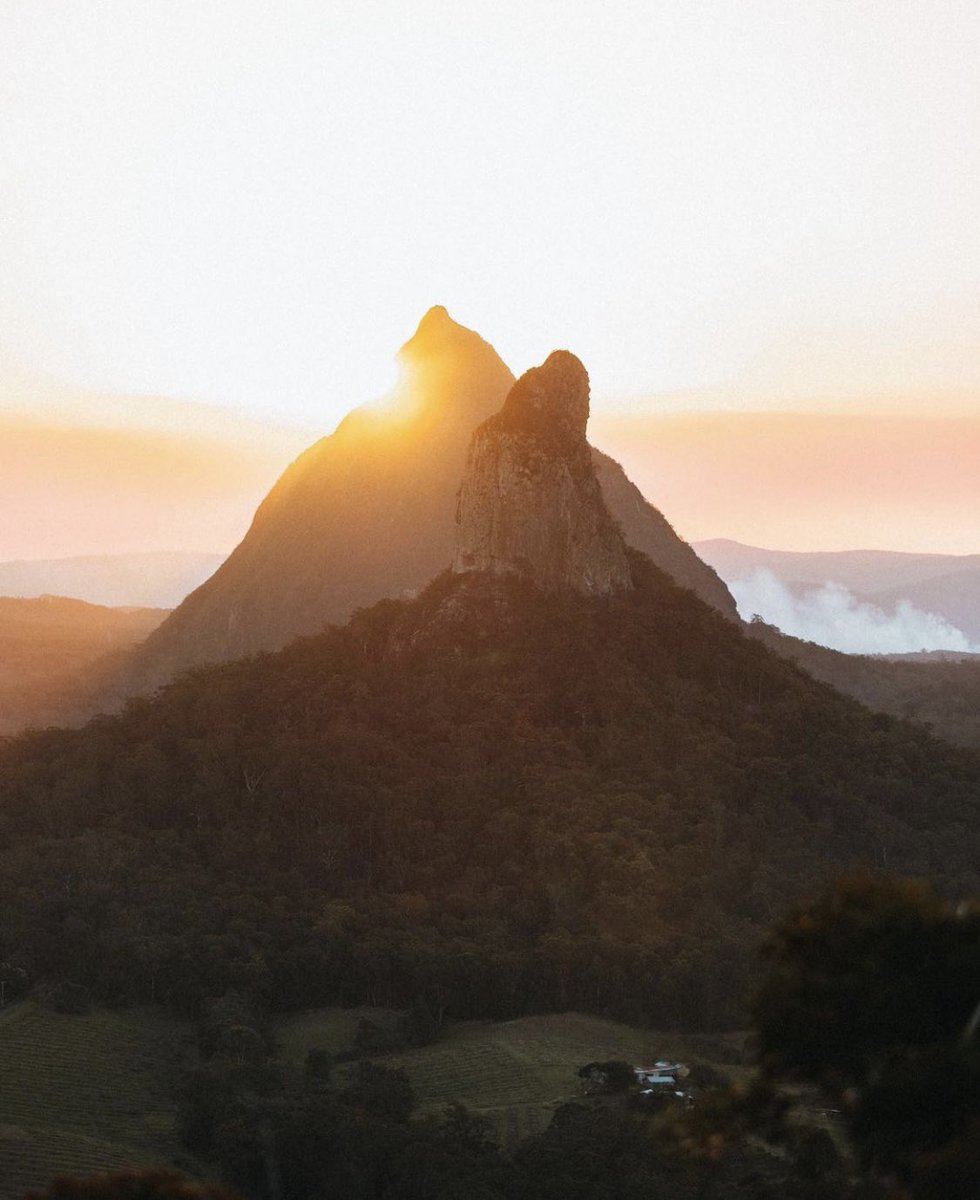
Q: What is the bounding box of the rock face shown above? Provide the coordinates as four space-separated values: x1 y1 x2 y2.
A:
454 352 632 594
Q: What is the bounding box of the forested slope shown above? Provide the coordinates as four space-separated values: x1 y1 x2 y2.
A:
1 554 977 1030
749 619 980 750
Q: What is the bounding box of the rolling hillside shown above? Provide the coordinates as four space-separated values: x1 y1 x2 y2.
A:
0 553 224 610
0 1003 202 1200
276 1009 745 1151
0 596 167 736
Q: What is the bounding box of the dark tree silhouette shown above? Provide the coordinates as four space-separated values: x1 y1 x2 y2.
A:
753 872 980 1198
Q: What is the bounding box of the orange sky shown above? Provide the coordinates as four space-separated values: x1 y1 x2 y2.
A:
590 410 980 556
0 414 306 561
2 398 977 563
2 3 978 429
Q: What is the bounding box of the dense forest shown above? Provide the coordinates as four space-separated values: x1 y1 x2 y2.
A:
749 620 980 751
1 553 978 1030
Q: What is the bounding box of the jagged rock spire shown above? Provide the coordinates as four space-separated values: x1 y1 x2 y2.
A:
494 350 590 442
454 351 633 595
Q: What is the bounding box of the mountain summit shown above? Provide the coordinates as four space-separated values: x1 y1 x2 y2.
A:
399 303 462 356
113 310 734 697
455 351 632 594
119 309 512 689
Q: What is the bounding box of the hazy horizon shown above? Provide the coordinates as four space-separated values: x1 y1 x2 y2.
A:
3 349 977 562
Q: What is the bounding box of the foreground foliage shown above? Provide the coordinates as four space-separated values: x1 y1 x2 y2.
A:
753 873 980 1199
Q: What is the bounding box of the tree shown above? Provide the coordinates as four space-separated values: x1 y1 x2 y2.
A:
753 871 980 1198
0 959 28 1005
576 1060 636 1093
303 1047 333 1087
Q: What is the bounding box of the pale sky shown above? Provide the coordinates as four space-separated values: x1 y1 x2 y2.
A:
2 0 979 431
1 1 979 560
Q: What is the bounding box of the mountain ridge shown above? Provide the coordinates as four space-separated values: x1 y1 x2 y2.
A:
111 311 735 698
698 537 980 648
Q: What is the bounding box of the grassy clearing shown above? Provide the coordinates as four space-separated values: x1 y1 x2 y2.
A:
274 1009 748 1152
0 1003 201 1200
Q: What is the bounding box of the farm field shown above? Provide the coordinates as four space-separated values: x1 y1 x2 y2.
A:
0 1002 202 1200
0 1000 750 1195
275 1009 748 1151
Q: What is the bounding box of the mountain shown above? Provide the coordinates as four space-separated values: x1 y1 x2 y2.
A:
0 596 167 735
0 552 224 609
116 310 734 695
860 567 980 644
0 350 976 1036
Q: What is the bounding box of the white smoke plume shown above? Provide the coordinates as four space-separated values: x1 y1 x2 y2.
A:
729 569 979 655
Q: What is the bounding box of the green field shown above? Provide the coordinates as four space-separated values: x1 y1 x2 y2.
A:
275 1009 748 1151
0 1002 202 1200
0 1001 748 1194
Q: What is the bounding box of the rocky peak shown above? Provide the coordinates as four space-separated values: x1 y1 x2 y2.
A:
403 303 453 344
453 352 633 595
399 305 493 366
494 350 590 443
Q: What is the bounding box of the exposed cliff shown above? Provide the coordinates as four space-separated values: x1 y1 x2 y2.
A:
454 351 632 594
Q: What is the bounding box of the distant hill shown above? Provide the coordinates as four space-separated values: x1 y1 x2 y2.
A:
747 618 980 751
696 538 980 649
695 538 980 594
0 595 166 735
860 567 980 643
0 552 224 609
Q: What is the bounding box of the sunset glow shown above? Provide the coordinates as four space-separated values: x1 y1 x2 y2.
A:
1 1 977 558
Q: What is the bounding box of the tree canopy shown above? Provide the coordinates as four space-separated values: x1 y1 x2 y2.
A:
0 558 977 1028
